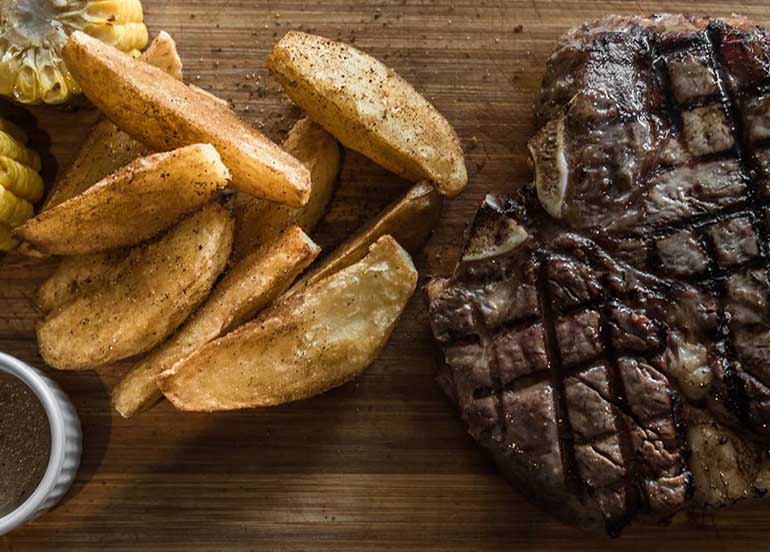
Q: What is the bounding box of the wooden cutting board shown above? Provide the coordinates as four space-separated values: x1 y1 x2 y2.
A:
3 1 770 549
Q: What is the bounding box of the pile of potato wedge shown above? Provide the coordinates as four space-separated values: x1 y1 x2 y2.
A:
16 29 466 418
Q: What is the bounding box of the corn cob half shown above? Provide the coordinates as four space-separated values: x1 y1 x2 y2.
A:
0 116 43 251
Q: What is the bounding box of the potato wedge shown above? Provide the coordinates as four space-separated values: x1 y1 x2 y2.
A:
37 203 234 370
295 181 441 290
42 31 183 211
16 144 229 255
37 118 323 310
42 120 149 213
36 250 129 312
63 31 311 207
158 235 417 411
267 32 467 198
232 117 340 258
141 30 184 81
113 226 321 418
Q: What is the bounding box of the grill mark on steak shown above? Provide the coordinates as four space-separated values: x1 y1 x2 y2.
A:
536 253 585 499
705 21 770 435
467 302 510 452
593 302 642 534
428 14 770 535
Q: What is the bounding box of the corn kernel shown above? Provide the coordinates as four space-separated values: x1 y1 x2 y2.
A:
0 156 44 202
0 131 41 171
0 119 27 144
0 185 34 228
0 223 18 252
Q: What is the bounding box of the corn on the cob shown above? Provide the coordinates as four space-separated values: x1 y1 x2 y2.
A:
0 130 41 171
0 222 16 251
0 0 148 104
0 155 44 202
0 116 43 251
0 118 27 144
0 184 34 227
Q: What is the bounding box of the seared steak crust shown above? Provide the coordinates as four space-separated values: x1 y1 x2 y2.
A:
428 15 770 535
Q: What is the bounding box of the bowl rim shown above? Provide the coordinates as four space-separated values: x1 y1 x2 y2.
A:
0 352 68 534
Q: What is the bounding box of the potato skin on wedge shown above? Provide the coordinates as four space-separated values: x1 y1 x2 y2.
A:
297 181 441 289
232 117 340 258
42 31 184 211
112 226 321 418
267 31 467 197
17 144 229 255
63 31 311 207
158 235 417 411
37 203 234 371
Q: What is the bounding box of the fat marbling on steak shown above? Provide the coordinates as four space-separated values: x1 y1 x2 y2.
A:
427 14 770 535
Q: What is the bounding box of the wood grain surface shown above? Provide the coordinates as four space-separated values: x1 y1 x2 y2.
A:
3 1 770 550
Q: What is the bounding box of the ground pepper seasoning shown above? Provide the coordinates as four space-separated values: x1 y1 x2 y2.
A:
0 371 51 516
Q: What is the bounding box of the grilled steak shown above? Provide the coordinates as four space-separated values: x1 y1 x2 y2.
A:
427 14 770 535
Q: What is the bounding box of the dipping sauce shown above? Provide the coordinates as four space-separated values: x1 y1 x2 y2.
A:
0 371 51 516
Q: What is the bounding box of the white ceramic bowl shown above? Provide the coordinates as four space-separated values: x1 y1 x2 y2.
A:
0 352 82 536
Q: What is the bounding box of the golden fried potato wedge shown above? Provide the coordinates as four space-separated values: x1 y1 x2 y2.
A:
37 203 233 370
42 31 183 211
296 181 441 290
63 31 311 207
17 144 229 255
113 226 321 418
158 235 416 411
267 32 467 198
232 117 340 258
141 30 184 81
36 250 129 313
